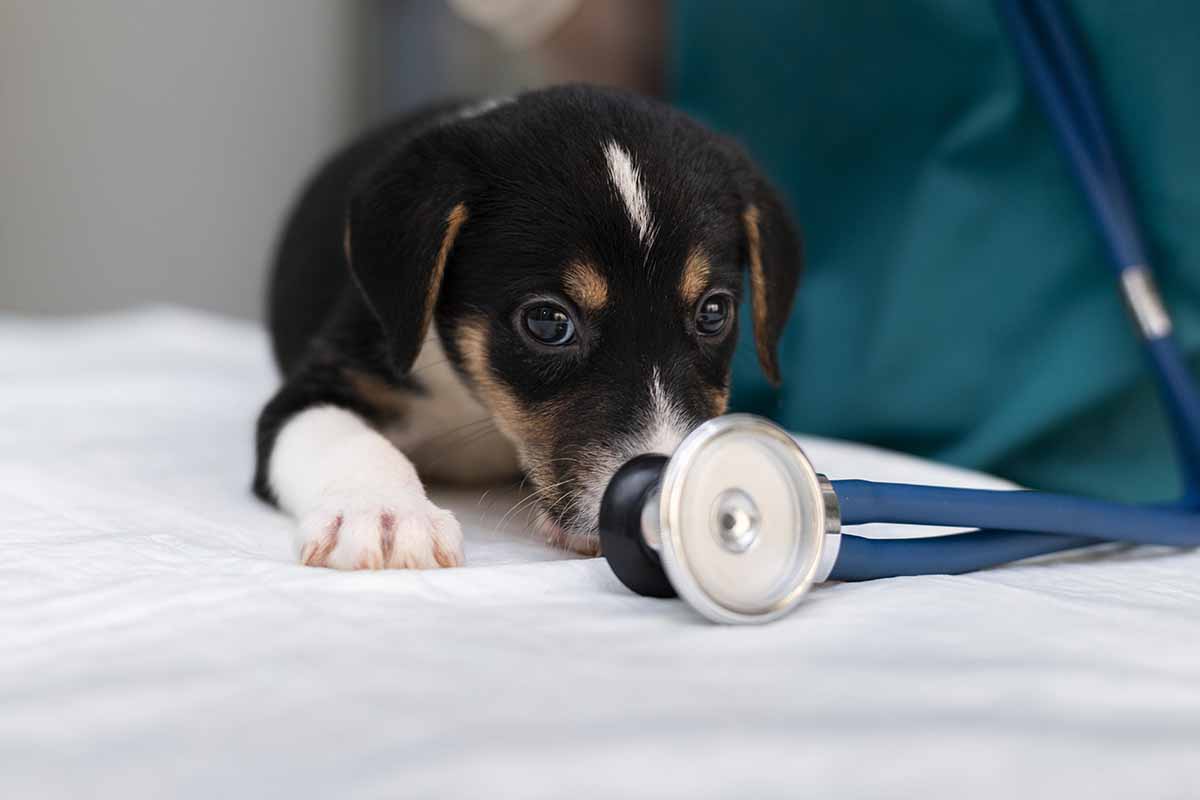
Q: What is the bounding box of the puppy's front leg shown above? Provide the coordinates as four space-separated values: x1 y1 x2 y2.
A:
268 405 463 570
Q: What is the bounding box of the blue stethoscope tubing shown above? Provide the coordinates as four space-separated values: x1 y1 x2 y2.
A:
997 0 1200 496
825 0 1200 582
829 481 1192 581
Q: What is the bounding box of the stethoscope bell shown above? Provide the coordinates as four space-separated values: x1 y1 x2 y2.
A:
599 415 841 624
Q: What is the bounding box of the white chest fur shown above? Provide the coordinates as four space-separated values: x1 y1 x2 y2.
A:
383 335 522 484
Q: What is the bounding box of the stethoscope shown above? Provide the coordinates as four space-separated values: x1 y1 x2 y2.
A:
595 0 1200 624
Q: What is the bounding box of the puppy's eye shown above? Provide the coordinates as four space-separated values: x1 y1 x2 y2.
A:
695 293 732 337
522 303 576 346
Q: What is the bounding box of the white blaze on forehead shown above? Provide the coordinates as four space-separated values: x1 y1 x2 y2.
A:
603 140 655 245
452 95 514 121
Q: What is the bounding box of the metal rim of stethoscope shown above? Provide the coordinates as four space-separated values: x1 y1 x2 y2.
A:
650 414 841 625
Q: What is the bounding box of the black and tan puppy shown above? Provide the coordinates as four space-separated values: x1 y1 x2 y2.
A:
254 85 801 570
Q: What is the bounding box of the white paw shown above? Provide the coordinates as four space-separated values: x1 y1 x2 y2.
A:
296 494 463 571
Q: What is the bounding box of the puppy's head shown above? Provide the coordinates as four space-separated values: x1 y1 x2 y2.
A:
346 86 802 549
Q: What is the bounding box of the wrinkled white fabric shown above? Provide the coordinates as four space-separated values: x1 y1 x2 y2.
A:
1 308 1197 799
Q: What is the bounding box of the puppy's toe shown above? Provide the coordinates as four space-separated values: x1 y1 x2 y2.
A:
385 506 464 569
296 499 462 571
431 508 464 567
299 513 342 567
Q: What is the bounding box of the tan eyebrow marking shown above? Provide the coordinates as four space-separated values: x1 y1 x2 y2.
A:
680 247 712 306
563 261 609 312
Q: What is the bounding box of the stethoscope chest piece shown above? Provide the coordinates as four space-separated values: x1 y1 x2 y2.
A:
599 414 840 624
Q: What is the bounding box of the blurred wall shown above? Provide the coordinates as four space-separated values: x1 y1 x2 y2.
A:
0 1 365 319
374 0 536 119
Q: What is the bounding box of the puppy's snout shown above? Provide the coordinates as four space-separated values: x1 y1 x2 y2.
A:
526 367 705 542
562 418 694 535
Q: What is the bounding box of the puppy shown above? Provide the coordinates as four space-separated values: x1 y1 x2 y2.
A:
253 85 802 570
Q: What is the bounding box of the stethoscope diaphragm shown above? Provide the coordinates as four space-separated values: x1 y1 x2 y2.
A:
598 412 1200 624
600 415 839 624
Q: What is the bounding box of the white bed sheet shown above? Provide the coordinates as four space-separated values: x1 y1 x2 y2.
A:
1 308 1198 799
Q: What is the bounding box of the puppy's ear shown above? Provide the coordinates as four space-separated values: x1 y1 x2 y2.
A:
344 132 471 375
739 170 803 386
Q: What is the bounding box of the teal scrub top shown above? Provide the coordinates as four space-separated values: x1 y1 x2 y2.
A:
670 0 1200 502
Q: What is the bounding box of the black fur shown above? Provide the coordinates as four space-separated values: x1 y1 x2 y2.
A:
254 85 802 535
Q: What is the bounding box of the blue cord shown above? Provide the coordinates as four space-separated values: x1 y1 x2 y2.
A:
996 0 1200 496
1146 336 1200 505
995 0 1145 269
833 479 1200 547
829 530 1098 581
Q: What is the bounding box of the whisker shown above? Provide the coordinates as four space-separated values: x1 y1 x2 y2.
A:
497 485 559 530
407 416 496 453
413 424 504 470
538 456 583 466
407 357 453 376
542 485 580 518
496 477 573 532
